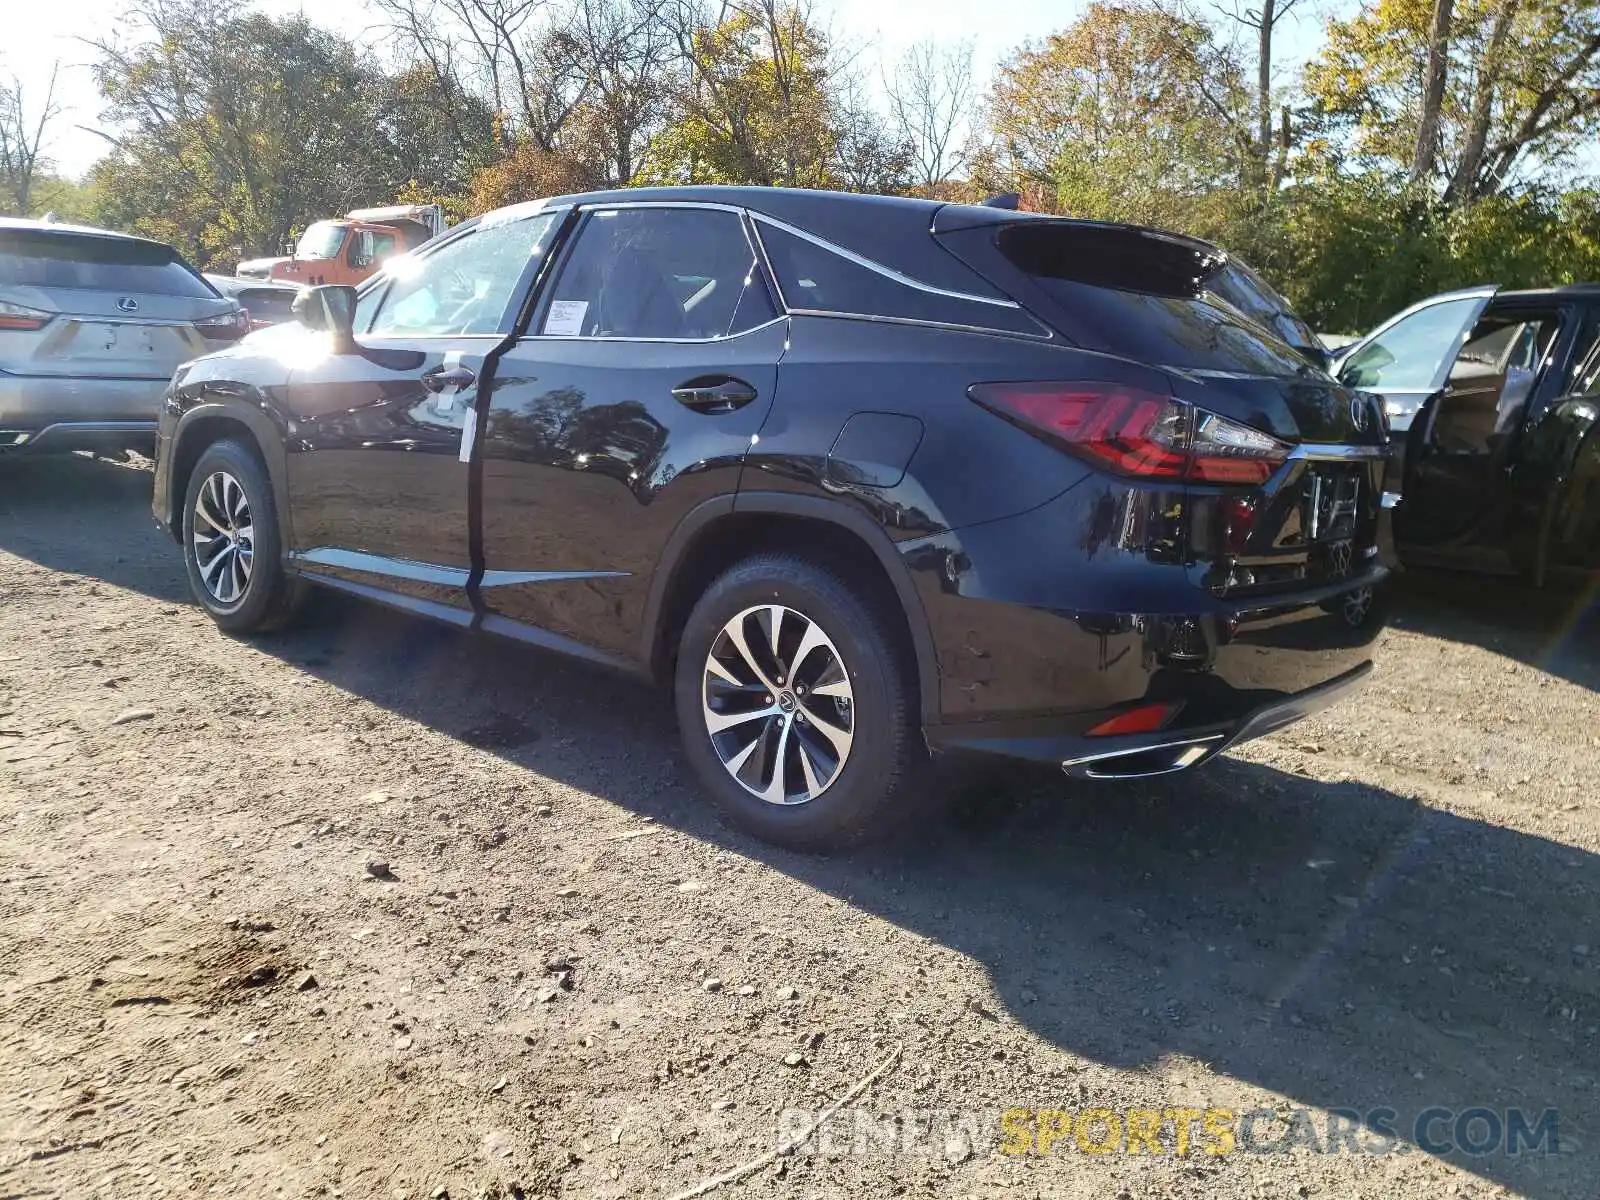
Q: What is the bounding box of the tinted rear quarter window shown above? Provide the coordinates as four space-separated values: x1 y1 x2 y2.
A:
758 222 1042 337
0 231 215 297
995 222 1311 375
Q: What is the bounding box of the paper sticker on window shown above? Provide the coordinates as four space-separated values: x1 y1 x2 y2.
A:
543 299 588 337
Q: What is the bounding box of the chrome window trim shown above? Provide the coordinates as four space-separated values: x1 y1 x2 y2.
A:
784 307 1053 342
518 314 788 346
748 212 1022 309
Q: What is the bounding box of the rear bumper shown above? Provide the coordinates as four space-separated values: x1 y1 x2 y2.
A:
911 479 1387 770
0 373 167 451
1056 661 1371 779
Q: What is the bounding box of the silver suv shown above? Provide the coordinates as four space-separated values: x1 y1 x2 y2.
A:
1 218 245 454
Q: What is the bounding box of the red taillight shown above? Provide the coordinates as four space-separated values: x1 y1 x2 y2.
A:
0 301 51 331
968 382 1289 485
1085 701 1182 736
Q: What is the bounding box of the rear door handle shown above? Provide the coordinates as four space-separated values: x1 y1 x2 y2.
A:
422 365 476 393
671 375 758 413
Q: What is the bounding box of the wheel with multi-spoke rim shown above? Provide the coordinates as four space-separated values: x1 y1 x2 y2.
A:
181 438 302 633
1340 585 1375 627
192 469 254 607
674 553 920 851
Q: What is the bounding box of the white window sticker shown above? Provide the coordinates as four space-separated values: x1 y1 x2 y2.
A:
543 299 588 337
458 405 478 463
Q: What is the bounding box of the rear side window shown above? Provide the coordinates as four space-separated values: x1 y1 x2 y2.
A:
995 222 1311 375
0 231 215 297
758 222 1042 336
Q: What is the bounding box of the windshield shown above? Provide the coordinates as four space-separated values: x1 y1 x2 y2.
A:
294 221 347 261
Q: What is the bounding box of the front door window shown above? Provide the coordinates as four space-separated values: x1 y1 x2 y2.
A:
369 212 558 338
1340 297 1485 392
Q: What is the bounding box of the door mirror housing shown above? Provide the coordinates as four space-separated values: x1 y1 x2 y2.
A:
293 284 360 353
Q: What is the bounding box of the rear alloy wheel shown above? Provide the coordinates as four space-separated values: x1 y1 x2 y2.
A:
674 553 920 851
181 438 302 633
702 604 856 805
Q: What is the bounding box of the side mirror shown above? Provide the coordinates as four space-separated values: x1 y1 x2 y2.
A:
292 284 359 353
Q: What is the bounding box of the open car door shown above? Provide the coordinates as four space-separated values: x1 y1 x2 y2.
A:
1333 286 1497 433
1397 297 1574 563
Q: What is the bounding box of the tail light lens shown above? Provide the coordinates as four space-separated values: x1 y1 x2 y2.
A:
968 381 1290 485
0 300 52 331
195 307 249 340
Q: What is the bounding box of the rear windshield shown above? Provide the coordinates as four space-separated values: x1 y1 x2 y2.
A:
995 222 1312 375
1203 260 1319 354
0 231 216 297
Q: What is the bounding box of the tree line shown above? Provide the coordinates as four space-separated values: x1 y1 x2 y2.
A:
3 0 1599 332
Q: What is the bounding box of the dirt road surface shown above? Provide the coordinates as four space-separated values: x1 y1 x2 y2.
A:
2 453 1597 1200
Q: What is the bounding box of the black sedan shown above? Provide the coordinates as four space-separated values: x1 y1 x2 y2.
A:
152 187 1388 850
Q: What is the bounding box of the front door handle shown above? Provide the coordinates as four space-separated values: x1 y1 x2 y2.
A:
422 365 476 393
671 375 758 414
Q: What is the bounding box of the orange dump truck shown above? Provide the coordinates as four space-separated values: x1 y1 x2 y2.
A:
235 204 446 286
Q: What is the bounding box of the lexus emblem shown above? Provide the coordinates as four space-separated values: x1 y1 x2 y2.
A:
116 297 140 313
1349 395 1370 432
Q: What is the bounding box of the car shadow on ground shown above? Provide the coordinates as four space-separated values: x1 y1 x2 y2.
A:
1386 567 1600 694
0 452 190 605
3 454 1594 1197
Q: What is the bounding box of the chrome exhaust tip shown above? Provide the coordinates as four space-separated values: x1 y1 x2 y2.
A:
1061 734 1225 781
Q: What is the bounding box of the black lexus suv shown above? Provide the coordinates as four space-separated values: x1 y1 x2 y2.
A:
152 187 1388 850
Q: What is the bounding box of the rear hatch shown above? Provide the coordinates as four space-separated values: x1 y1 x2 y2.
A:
936 214 1388 598
0 228 232 380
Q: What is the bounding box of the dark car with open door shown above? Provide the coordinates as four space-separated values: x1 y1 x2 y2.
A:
151 188 1388 851
1333 284 1600 583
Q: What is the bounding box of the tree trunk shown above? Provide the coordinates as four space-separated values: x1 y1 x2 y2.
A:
1256 0 1276 157
1445 0 1516 205
1411 0 1455 186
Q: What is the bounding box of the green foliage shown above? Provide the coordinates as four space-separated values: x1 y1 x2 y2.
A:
1303 0 1600 199
55 0 1600 333
980 3 1252 227
84 1 496 267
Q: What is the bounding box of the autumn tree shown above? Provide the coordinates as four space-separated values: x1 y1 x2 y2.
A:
87 0 444 262
1304 0 1600 204
976 3 1251 226
644 0 839 187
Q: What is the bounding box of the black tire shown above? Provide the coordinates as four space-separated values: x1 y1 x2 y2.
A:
673 552 921 852
181 438 302 633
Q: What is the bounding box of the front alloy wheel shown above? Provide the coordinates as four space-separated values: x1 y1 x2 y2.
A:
181 438 302 633
191 470 254 607
702 604 855 805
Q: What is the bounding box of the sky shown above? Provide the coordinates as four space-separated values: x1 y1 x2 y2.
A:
6 0 1350 183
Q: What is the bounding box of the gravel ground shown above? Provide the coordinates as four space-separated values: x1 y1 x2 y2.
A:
1 452 1597 1200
